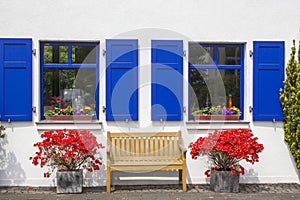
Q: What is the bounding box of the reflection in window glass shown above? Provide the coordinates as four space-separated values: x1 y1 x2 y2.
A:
217 47 240 65
44 46 68 64
43 68 96 115
189 45 214 65
72 46 96 64
189 68 240 112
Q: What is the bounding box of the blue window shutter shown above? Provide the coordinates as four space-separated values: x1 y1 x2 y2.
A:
106 39 138 121
151 40 183 121
253 41 284 121
0 38 32 121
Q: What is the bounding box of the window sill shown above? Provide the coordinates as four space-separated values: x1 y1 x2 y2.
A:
36 120 102 131
186 120 250 130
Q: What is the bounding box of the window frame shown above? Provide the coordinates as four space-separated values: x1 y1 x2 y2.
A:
188 42 245 120
40 41 100 120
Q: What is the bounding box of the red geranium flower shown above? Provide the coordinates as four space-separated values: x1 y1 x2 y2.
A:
29 129 104 178
188 129 264 177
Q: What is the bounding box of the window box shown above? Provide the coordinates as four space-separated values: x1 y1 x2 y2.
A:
45 115 94 121
193 115 240 121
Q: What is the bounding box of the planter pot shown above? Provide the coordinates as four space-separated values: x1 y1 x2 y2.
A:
45 115 94 121
210 171 239 193
193 115 240 121
56 170 83 194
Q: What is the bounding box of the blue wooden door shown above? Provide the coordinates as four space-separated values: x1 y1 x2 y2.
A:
106 39 138 121
151 40 183 121
253 41 284 121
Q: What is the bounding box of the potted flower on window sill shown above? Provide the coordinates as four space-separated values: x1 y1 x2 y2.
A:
29 129 105 193
44 96 95 121
192 105 241 120
189 129 264 193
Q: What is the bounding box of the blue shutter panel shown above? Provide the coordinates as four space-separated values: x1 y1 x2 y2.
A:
0 39 32 121
151 40 183 121
106 39 138 121
253 41 284 121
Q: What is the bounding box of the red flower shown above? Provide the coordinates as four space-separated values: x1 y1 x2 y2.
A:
189 129 264 177
29 129 104 178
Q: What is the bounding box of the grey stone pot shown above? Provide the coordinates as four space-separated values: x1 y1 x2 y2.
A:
210 171 239 193
56 170 83 194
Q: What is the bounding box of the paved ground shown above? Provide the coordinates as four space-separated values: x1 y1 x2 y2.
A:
1 184 300 200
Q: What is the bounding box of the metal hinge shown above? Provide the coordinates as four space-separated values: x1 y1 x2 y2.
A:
102 106 106 113
32 106 36 113
102 49 106 57
249 106 253 113
183 50 186 57
249 50 253 58
32 49 36 56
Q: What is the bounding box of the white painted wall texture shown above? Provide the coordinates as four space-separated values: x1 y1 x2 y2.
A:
0 0 299 186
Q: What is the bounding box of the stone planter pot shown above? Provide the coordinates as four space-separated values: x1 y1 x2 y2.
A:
56 170 83 194
210 171 239 193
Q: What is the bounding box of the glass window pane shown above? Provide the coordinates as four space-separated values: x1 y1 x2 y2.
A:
189 45 214 65
44 45 68 64
189 68 240 113
43 68 96 116
217 47 240 65
72 46 96 64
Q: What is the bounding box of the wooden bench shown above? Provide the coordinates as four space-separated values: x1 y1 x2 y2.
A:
106 131 187 192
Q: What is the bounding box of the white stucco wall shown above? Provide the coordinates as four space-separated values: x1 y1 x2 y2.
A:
0 0 299 186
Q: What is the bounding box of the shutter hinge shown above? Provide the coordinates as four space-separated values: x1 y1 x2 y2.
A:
32 49 36 56
102 106 106 113
249 106 253 113
32 106 36 113
183 50 186 57
102 49 106 57
249 50 253 58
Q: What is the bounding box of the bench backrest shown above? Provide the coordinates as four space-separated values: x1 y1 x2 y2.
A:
107 131 182 162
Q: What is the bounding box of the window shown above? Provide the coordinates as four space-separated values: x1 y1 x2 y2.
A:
40 42 99 120
189 43 244 119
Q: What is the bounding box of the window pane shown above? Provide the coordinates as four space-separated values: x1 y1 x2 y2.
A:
217 47 241 65
43 68 96 116
44 45 68 64
189 68 240 112
72 46 96 64
189 45 214 65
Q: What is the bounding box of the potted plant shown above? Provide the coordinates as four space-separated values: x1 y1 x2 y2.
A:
29 129 104 193
192 105 241 120
44 96 95 120
189 129 264 192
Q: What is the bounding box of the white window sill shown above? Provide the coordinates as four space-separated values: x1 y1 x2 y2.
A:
36 120 102 131
186 120 250 130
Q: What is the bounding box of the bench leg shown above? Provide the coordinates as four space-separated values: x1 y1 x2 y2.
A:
179 169 182 184
106 167 111 193
182 167 187 192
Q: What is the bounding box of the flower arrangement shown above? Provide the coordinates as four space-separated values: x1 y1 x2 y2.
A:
192 105 241 116
29 129 105 178
44 96 95 118
189 129 264 177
